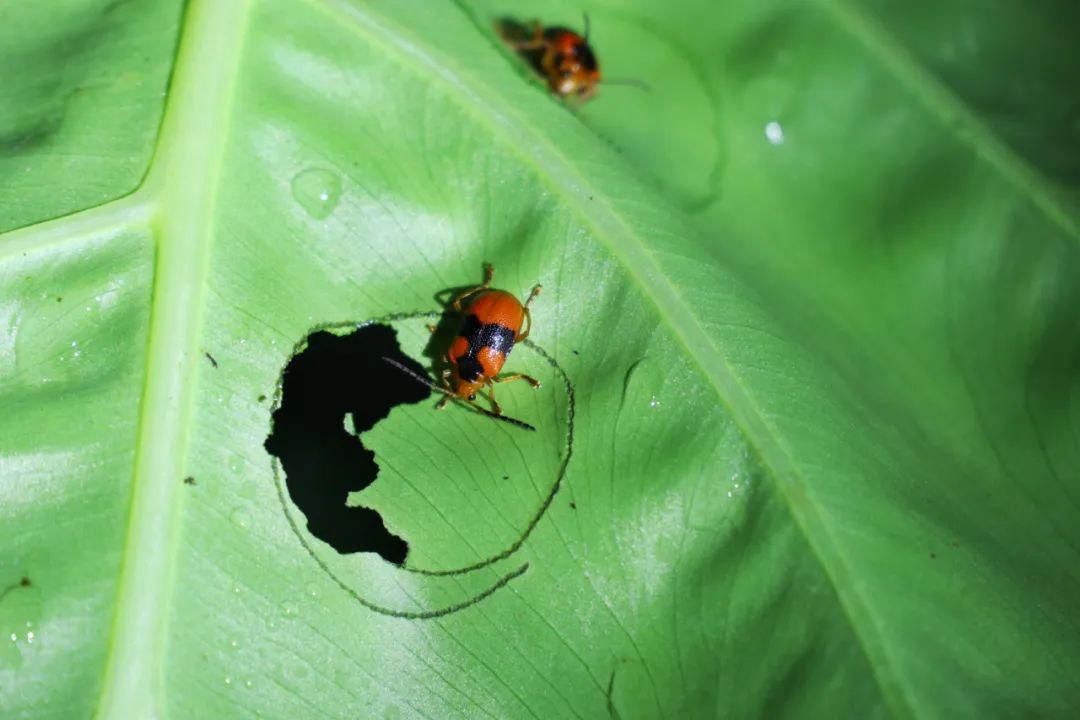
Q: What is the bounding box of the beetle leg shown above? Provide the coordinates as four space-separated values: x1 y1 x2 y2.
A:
517 309 531 341
524 283 541 308
508 21 546 50
517 284 541 341
493 372 541 389
483 383 503 416
450 285 483 312
434 369 453 409
450 263 495 312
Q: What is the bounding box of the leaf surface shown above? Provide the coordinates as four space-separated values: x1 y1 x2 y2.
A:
1 1 1078 718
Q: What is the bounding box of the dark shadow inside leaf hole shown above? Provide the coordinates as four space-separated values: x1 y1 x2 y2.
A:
264 324 430 565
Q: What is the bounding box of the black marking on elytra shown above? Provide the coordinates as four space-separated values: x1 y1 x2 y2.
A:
455 354 483 383
458 312 482 339
575 40 598 70
476 322 515 355
204 352 218 368
266 311 535 620
461 314 516 358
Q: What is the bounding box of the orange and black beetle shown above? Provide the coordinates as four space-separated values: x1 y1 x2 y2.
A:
438 264 542 416
384 264 543 430
497 17 601 101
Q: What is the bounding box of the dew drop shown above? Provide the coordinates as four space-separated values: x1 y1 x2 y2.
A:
0 579 43 669
648 396 661 409
230 507 251 529
291 168 342 220
0 634 21 670
238 482 258 501
244 679 254 689
765 121 785 145
96 288 119 310
281 601 299 618
224 676 233 686
305 583 320 599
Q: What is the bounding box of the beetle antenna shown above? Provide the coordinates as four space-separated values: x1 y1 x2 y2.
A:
382 357 536 431
383 356 452 396
604 77 652 92
582 12 591 41
480 408 537 432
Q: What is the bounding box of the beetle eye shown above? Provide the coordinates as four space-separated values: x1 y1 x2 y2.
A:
468 393 476 401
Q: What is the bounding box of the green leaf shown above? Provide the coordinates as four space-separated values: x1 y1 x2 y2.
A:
0 0 182 233
2 0 1078 718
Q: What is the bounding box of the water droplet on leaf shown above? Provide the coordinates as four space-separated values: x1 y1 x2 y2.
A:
0 579 42 669
230 507 250 529
291 168 342 220
765 120 785 145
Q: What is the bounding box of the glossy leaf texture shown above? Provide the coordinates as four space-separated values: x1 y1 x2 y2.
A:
1 0 1078 718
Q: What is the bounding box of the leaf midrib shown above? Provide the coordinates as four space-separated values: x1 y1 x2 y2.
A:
94 1 253 718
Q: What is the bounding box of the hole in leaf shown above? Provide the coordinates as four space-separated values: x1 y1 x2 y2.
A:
264 324 430 564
